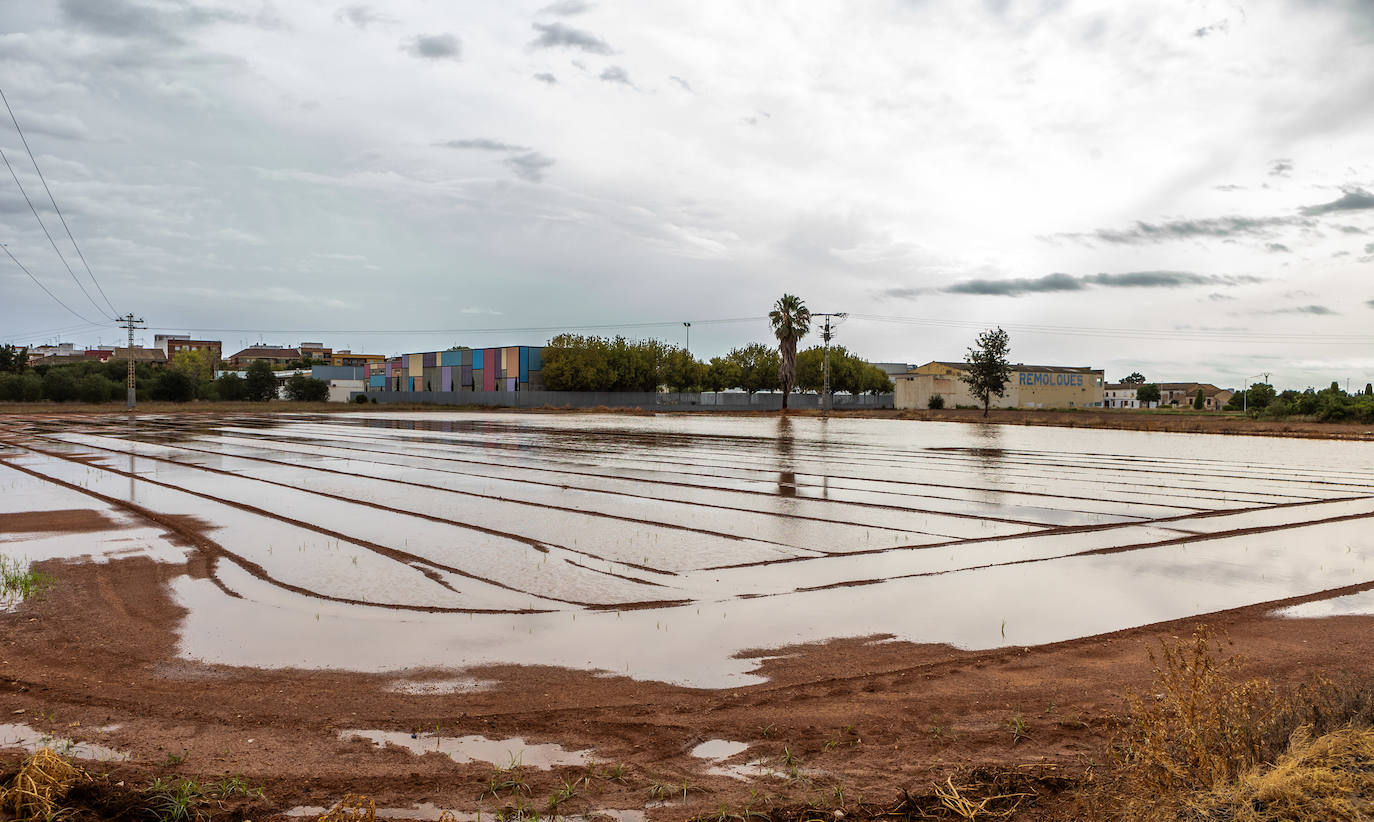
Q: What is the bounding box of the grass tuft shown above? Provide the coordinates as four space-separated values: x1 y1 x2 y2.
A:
0 555 54 605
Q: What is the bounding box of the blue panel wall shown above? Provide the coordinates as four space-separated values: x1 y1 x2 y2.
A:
529 348 542 371
519 347 529 382
473 350 484 370
369 375 385 387
441 350 463 367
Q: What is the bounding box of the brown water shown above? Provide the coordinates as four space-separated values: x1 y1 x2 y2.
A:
2 412 1372 687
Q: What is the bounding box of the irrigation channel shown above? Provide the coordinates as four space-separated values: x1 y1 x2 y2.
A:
2 411 1374 687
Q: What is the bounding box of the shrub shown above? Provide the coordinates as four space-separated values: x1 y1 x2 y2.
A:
0 373 21 401
353 394 369 404
284 374 329 402
927 393 945 409
42 370 77 402
215 373 246 402
77 374 112 403
150 370 196 402
17 374 41 401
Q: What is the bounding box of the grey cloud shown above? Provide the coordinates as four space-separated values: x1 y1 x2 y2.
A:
59 0 253 44
1064 215 1297 245
941 270 1260 297
1193 20 1229 37
335 5 394 28
538 0 591 14
528 22 613 54
1270 305 1338 315
1266 242 1292 253
1214 184 1244 191
670 75 693 92
504 152 555 182
1366 242 1374 254
599 65 631 85
14 111 92 141
1333 251 1351 257
1208 293 1235 301
533 72 558 84
440 138 529 152
1299 187 1374 216
1338 225 1366 233
1368 299 1374 309
1268 158 1293 177
403 33 461 61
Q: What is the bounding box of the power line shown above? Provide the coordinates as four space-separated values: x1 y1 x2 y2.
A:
146 316 769 336
850 313 1374 345
0 86 119 318
1 242 104 325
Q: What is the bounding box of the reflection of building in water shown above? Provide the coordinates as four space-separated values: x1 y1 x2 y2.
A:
893 361 1104 410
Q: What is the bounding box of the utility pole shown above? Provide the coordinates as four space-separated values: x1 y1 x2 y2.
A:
813 312 848 415
119 313 144 409
683 322 691 355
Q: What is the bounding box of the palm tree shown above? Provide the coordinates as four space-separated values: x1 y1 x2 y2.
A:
769 294 811 410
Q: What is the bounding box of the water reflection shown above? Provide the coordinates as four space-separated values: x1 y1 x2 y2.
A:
776 416 796 498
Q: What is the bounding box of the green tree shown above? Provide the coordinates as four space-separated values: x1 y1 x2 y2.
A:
727 344 781 395
769 294 811 410
1137 384 1161 405
215 372 247 401
0 344 28 374
243 360 278 402
171 349 216 384
960 327 1012 417
858 363 894 396
1121 372 1146 384
541 334 616 391
42 370 77 402
77 373 112 403
284 374 330 402
1245 382 1276 410
703 356 741 393
1192 388 1205 410
794 347 824 393
662 348 703 393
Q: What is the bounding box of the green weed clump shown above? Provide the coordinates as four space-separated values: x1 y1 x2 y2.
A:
0 555 53 604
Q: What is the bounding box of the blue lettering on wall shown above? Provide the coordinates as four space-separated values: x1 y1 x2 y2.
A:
1019 372 1084 387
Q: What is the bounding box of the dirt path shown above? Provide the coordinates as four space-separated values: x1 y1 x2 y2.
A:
4 549 1373 820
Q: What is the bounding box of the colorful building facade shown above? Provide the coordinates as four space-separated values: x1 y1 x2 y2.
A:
367 346 544 394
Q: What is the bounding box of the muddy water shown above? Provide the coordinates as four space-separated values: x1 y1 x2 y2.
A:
3 412 1373 687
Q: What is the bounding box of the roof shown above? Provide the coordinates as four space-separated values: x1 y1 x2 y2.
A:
110 347 167 362
228 346 301 359
1157 382 1223 394
912 361 1100 374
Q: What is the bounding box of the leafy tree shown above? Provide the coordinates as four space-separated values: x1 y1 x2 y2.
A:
151 369 196 402
1366 383 1373 396
662 348 703 393
215 372 247 401
769 294 811 410
794 347 824 393
77 374 112 403
960 327 1012 417
542 334 616 391
0 373 22 401
243 360 278 402
1244 382 1276 410
858 364 894 395
703 356 741 393
1121 372 1146 384
727 344 781 395
171 349 216 384
284 374 330 402
1193 388 1205 410
0 344 28 374
1136 384 1161 405
42 370 77 402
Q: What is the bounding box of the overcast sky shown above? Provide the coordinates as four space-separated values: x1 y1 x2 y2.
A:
1 0 1372 389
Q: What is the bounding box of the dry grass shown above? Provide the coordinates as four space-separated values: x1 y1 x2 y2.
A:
0 748 86 822
317 793 378 822
1096 624 1374 820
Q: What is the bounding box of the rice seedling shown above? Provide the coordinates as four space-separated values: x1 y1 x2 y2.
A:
1007 713 1030 746
0 555 54 604
600 762 628 784
780 746 800 767
211 774 263 799
481 757 531 799
148 777 214 822
758 723 776 738
545 776 583 811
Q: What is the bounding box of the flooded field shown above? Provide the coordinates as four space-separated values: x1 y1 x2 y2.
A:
2 411 1373 687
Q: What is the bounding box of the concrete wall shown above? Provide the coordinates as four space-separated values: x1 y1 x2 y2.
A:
355 390 893 411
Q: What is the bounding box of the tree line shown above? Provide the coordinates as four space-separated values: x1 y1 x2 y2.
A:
0 345 329 404
540 334 894 395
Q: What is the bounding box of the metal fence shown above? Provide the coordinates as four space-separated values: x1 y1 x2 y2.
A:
352 390 894 410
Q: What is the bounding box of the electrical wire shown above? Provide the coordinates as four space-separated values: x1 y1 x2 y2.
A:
146 316 769 336
0 86 119 318
850 313 1374 345
1 243 104 325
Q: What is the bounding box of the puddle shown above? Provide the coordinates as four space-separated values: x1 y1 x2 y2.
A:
286 806 639 822
5 413 1374 688
690 739 749 760
383 677 494 695
1276 589 1374 619
342 729 594 769
0 723 127 761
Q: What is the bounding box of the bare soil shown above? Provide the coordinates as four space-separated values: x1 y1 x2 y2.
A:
3 538 1372 820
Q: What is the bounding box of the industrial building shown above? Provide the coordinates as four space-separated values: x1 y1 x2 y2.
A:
893 361 1105 409
367 346 544 394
